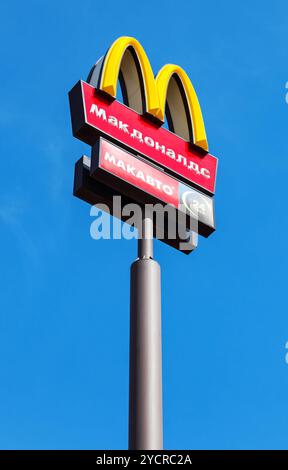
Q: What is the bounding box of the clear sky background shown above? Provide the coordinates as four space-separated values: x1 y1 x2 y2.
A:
0 0 288 450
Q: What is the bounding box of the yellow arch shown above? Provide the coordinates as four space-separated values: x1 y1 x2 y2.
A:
156 65 208 151
98 36 208 151
99 36 160 115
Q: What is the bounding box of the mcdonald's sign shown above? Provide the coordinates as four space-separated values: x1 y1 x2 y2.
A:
69 37 218 196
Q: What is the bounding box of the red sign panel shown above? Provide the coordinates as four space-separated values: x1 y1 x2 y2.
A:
69 81 218 195
99 139 179 208
90 139 215 237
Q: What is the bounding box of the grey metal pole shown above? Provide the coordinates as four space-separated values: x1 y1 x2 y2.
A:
129 214 163 450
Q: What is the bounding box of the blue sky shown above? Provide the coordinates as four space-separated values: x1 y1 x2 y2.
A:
0 0 288 450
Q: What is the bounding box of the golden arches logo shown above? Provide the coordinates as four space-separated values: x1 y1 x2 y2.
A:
88 36 208 152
